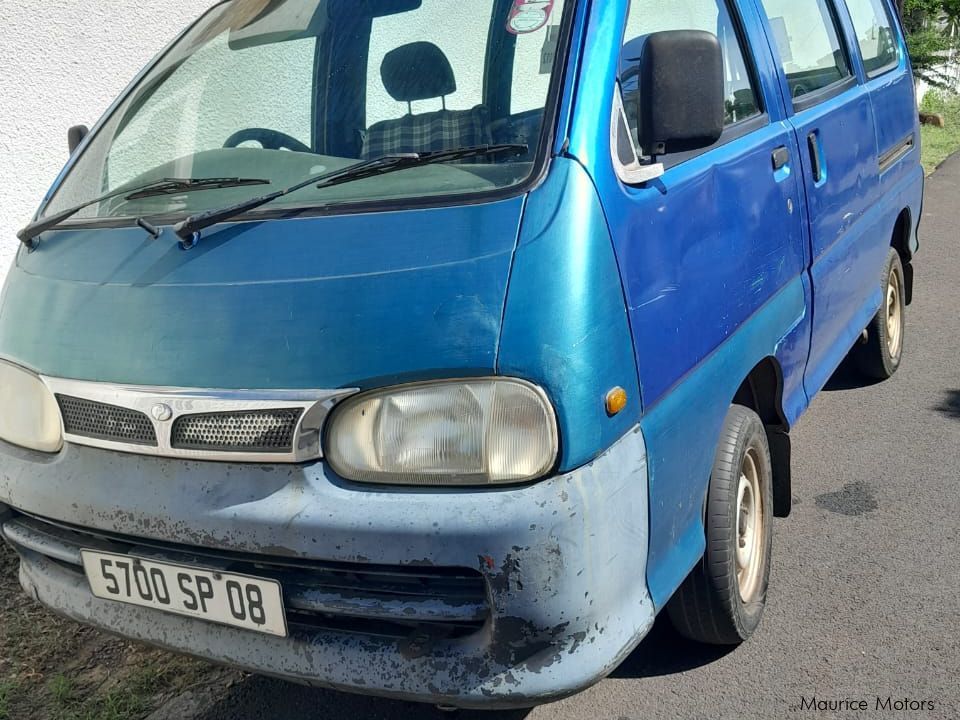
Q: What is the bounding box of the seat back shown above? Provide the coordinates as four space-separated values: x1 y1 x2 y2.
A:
363 42 491 158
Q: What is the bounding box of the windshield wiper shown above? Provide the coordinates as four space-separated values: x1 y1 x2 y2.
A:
172 144 528 245
17 177 270 248
125 177 269 200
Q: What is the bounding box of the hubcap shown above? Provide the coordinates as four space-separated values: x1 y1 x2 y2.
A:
886 267 903 359
736 448 764 602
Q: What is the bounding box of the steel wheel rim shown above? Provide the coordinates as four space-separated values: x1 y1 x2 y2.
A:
886 266 903 359
736 448 764 602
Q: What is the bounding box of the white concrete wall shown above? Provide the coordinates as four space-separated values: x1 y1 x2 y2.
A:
916 57 960 104
0 1 213 280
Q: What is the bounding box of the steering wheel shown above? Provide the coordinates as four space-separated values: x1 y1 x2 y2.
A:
224 128 311 153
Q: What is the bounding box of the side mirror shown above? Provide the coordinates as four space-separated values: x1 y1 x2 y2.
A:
68 125 89 155
635 30 725 158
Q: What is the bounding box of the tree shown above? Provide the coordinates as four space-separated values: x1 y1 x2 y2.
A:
897 0 960 86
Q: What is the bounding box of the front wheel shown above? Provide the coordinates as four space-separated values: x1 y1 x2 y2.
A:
667 405 774 645
854 248 906 380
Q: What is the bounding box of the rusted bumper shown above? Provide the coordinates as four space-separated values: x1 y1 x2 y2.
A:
0 428 653 709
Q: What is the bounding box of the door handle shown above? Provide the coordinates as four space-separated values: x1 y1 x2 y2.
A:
807 132 824 183
772 146 791 171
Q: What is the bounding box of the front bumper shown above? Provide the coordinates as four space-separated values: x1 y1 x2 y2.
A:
0 428 653 709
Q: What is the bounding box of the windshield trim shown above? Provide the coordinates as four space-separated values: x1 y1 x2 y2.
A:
33 0 579 235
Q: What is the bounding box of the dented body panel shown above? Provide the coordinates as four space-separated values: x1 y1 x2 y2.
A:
2 430 652 709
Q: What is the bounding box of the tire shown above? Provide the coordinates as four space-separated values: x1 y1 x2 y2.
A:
667 405 774 645
854 248 906 380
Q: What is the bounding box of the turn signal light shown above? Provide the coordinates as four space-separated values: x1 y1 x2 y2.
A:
605 387 628 417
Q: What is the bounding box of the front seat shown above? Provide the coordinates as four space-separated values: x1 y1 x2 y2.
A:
362 41 493 159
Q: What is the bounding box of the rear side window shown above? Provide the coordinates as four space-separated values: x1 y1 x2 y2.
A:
621 0 762 146
844 0 900 76
758 0 852 105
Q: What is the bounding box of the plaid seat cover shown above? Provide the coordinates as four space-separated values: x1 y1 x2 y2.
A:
362 105 492 159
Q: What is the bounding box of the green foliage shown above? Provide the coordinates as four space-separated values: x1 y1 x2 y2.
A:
899 0 960 85
901 0 960 24
920 90 960 172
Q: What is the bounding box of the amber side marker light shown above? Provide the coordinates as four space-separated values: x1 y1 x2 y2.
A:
605 387 629 417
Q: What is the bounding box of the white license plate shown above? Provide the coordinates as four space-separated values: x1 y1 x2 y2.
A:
81 550 288 637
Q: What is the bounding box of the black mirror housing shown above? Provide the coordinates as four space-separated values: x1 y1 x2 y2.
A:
68 125 89 155
635 30 725 157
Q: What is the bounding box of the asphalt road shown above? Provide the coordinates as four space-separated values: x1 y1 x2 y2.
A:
197 156 960 720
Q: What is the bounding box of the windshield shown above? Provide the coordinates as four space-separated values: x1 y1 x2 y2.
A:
42 0 571 224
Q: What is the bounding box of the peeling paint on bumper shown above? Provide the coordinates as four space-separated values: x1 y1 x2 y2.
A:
0 428 653 709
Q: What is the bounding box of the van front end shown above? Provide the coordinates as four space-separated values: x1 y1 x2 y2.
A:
0 1 659 707
0 158 654 708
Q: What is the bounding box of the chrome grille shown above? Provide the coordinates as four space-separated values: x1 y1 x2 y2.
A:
41 376 357 462
171 409 303 453
56 395 158 446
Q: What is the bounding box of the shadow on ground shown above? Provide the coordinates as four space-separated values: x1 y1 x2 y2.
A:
193 616 730 720
822 355 884 392
934 389 960 419
193 676 533 720
609 615 735 679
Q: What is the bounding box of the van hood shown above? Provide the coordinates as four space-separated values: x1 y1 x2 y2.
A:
0 197 524 389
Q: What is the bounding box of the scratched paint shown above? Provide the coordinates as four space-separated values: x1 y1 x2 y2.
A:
3 429 653 709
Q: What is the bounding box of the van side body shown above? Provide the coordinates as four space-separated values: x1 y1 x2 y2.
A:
0 0 921 708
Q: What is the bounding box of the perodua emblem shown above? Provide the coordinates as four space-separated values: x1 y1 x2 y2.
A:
151 403 173 422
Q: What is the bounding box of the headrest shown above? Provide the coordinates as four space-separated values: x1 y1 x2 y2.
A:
381 42 456 102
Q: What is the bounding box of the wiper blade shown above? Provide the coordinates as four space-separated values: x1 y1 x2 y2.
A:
313 144 531 192
17 177 270 248
172 144 528 244
125 177 269 200
313 144 531 189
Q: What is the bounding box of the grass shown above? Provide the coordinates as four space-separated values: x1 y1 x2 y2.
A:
920 90 960 175
0 542 232 720
0 680 16 720
51 686 150 720
43 661 201 720
50 674 76 706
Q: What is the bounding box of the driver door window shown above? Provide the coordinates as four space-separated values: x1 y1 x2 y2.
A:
620 0 762 159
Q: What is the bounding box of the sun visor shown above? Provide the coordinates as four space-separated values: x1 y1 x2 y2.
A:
228 0 328 50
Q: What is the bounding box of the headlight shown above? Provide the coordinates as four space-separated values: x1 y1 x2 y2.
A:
325 378 558 486
0 361 63 453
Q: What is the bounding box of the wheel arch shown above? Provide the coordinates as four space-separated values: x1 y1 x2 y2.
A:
732 357 787 430
732 357 792 518
891 207 914 305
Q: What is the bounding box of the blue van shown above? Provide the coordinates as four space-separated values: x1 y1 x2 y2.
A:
0 0 922 710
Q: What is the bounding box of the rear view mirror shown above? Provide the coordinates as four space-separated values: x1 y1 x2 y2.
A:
634 30 724 157
327 0 422 18
349 0 422 14
68 125 89 155
229 0 423 49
